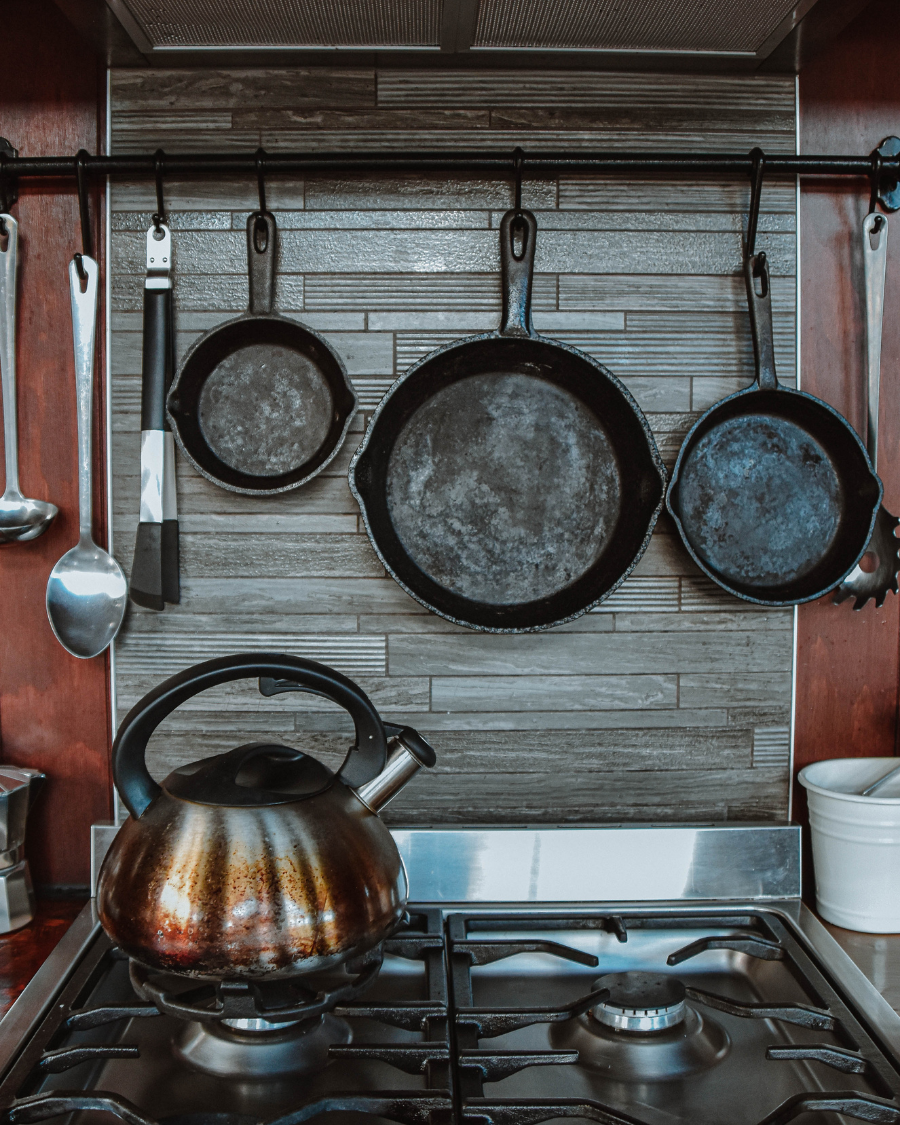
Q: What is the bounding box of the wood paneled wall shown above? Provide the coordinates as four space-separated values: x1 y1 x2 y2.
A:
0 2 111 888
795 0 900 790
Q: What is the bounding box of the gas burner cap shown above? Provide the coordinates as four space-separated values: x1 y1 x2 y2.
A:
592 971 687 1032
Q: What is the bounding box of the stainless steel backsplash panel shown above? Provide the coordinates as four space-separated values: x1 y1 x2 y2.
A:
109 67 797 826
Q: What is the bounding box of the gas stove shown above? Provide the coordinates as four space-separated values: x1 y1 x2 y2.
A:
2 826 900 1125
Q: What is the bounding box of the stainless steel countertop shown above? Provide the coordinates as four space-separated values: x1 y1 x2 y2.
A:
823 919 900 1013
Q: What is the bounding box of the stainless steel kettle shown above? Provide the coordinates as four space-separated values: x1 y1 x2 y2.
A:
96 654 435 981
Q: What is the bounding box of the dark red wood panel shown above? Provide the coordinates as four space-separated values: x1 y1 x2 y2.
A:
0 0 111 887
795 0 900 792
0 897 87 1018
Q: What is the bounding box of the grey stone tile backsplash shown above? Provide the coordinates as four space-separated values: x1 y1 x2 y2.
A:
110 67 796 824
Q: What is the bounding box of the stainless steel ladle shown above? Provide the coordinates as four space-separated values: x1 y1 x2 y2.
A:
834 210 900 608
0 215 57 542
46 255 127 658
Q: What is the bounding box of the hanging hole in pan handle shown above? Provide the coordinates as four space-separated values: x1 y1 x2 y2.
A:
253 214 269 255
750 251 769 299
510 212 529 261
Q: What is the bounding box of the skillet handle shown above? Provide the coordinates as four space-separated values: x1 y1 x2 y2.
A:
499 209 537 338
247 210 276 315
744 252 779 392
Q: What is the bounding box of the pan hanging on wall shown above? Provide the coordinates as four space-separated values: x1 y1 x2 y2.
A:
167 160 357 495
666 152 882 605
350 172 666 633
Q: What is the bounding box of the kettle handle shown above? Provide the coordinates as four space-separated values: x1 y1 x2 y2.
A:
113 653 389 819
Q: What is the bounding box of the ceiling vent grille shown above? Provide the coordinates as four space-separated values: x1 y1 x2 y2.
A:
120 0 441 47
473 0 800 54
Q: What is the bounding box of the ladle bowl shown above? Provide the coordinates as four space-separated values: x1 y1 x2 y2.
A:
0 494 58 543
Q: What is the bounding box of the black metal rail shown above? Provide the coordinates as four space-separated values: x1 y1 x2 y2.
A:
1 149 897 179
3 135 900 212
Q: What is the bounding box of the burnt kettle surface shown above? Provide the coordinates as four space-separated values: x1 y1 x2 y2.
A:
97 654 435 981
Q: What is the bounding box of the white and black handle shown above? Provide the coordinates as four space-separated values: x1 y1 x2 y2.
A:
130 224 179 609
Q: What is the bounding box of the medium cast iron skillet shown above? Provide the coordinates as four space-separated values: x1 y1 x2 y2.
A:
667 252 882 605
350 208 666 632
167 211 357 495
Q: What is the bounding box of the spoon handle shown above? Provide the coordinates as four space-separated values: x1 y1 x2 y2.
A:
0 216 20 497
68 256 99 544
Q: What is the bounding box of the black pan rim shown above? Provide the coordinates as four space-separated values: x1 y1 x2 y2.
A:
666 380 883 606
167 310 358 496
348 327 667 633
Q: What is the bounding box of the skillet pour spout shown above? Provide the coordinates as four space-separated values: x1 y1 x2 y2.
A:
97 654 435 981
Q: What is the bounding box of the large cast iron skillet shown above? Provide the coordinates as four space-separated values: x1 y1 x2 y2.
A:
667 252 881 605
350 208 666 632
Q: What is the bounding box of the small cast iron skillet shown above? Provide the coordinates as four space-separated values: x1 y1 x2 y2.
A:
350 208 666 632
667 251 881 605
167 211 357 495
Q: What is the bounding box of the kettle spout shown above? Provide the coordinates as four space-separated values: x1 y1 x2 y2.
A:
352 728 436 814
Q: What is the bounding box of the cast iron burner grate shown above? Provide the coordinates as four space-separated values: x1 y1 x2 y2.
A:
3 910 900 1125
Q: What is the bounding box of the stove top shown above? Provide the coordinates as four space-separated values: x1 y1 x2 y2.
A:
2 903 900 1125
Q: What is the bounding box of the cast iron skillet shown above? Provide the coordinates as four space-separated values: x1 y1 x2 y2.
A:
350 208 666 633
167 211 357 495
667 251 882 605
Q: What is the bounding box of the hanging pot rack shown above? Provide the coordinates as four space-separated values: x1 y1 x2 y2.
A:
1 136 899 212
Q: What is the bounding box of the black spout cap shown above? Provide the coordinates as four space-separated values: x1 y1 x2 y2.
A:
396 727 436 768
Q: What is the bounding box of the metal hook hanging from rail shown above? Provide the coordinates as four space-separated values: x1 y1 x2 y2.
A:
74 149 92 282
152 149 166 233
513 146 524 213
869 150 884 216
0 154 8 239
746 147 765 260
256 147 268 215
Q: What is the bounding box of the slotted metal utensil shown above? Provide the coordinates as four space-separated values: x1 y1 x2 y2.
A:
834 210 900 609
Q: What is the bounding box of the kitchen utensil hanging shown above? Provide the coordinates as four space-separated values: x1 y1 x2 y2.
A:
167 153 357 495
834 170 899 609
46 152 128 658
0 211 58 542
667 151 882 605
131 151 180 609
350 152 666 633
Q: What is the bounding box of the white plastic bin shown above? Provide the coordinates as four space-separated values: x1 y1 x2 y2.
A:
799 758 900 932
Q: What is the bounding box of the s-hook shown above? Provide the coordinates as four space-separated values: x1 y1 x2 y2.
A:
746 146 765 260
513 146 524 213
256 147 268 214
252 147 271 251
152 149 166 234
74 149 92 282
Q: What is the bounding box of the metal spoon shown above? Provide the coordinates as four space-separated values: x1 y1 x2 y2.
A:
0 215 57 542
46 256 127 658
834 210 900 608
